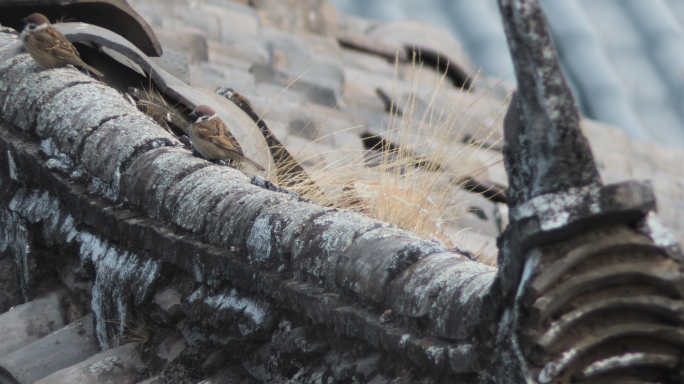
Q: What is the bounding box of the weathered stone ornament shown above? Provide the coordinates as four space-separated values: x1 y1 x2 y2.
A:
493 0 684 382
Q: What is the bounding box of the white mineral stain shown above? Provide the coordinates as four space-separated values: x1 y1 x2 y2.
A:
543 210 569 231
279 203 327 248
65 219 159 350
458 271 496 305
204 289 269 326
427 346 444 364
399 334 410 347
642 211 678 247
40 138 74 171
88 176 119 202
62 215 78 243
135 259 160 305
89 356 119 373
510 184 601 231
581 352 647 375
192 258 205 283
6 151 17 181
538 348 578 383
188 286 204 303
516 249 541 301
246 214 273 264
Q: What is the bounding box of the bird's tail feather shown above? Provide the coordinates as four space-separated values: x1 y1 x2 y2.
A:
243 156 266 172
81 62 104 77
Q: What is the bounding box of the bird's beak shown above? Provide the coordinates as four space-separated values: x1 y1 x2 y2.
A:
188 112 197 120
21 18 28 25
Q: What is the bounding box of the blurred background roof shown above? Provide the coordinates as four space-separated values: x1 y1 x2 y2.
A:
330 0 684 149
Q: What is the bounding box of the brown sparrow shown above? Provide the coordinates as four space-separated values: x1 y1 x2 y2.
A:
220 88 258 121
20 13 104 77
188 105 266 171
216 87 319 190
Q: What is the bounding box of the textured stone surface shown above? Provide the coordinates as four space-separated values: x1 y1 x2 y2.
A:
335 228 445 302
0 292 67 359
498 0 602 208
0 256 23 314
0 54 490 378
388 252 470 317
490 1 684 383
0 314 100 384
33 342 145 384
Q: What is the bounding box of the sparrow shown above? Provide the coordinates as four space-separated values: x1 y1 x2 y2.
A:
218 87 272 144
188 105 266 171
216 86 320 190
20 13 104 77
219 88 255 119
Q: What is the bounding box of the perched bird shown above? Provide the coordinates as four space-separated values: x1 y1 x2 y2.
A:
217 86 320 190
20 13 104 77
219 88 255 118
188 105 265 171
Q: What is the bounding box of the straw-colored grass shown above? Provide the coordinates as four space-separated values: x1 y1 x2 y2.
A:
129 78 190 136
106 310 150 349
256 51 511 262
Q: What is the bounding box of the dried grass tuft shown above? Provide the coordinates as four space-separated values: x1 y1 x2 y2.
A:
106 310 150 349
256 52 511 261
129 78 190 137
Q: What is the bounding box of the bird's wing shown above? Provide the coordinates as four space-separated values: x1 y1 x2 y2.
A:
195 120 245 155
32 27 83 64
